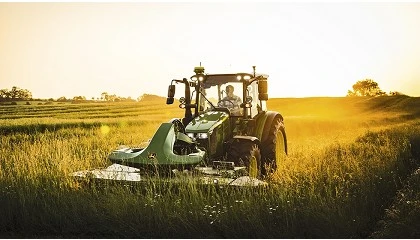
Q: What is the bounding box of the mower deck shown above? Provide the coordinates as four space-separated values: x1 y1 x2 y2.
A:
71 163 267 187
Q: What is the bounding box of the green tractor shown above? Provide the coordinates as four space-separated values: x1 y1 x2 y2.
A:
73 66 287 185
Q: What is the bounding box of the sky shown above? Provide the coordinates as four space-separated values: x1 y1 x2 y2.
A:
1 2 420 99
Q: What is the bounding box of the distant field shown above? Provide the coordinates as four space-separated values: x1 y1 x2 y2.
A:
0 96 419 238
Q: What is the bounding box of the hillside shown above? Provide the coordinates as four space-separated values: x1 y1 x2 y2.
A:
268 96 420 119
1 95 419 121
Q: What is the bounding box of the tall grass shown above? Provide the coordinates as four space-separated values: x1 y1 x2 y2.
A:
0 97 419 237
371 167 420 238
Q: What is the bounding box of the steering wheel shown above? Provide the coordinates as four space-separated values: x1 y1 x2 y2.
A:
217 99 236 109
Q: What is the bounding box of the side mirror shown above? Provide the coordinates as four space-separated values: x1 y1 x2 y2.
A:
166 85 176 104
258 78 268 101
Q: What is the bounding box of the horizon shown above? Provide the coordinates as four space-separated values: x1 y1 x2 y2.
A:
1 2 420 99
3 92 416 102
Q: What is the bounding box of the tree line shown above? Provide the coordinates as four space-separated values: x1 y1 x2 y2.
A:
0 86 139 103
58 92 136 103
1 80 406 103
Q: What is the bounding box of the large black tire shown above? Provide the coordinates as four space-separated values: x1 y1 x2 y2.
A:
228 140 262 178
261 116 287 176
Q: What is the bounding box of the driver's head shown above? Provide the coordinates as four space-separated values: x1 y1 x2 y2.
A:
226 85 234 97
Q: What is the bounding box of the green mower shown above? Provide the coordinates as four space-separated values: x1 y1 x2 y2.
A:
72 65 287 186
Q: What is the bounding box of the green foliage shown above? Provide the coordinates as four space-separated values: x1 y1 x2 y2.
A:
0 86 32 101
347 79 386 97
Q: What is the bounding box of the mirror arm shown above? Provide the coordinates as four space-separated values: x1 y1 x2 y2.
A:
171 79 184 85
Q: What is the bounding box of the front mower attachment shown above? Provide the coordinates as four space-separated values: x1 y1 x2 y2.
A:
71 164 267 187
71 164 142 182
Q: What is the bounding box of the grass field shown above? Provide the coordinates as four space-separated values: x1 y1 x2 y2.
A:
0 95 419 238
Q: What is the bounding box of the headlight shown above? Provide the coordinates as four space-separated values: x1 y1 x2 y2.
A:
243 75 251 80
198 76 204 81
187 133 195 139
197 133 208 139
236 75 242 81
191 76 197 81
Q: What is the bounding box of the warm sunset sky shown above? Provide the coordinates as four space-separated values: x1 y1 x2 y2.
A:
1 2 420 99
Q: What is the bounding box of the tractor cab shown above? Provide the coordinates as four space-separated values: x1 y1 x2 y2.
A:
198 73 262 118
166 65 269 126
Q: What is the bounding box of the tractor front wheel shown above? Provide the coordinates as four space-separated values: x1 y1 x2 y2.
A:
228 140 262 178
261 116 287 177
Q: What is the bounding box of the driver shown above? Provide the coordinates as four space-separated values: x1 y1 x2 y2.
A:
219 85 242 114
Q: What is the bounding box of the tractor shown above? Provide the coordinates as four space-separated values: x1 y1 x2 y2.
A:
73 66 287 185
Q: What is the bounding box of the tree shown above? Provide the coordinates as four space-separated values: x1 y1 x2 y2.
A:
0 89 9 99
0 86 32 101
108 94 117 102
10 86 19 99
99 91 134 102
72 96 86 102
347 79 386 97
57 96 67 102
101 92 109 101
18 88 32 99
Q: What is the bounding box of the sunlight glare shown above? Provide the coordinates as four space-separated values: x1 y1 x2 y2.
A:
100 125 111 135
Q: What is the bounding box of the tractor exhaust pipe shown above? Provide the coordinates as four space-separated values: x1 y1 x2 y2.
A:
182 78 193 125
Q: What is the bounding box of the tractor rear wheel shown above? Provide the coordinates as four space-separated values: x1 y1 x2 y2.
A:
228 140 261 178
261 116 287 176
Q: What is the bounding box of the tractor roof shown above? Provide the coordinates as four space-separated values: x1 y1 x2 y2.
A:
198 73 269 88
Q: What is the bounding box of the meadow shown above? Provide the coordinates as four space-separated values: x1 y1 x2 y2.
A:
0 95 419 238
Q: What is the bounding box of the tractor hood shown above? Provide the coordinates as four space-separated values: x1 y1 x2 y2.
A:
186 111 229 133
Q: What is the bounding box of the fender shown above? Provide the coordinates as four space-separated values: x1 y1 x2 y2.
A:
228 135 261 152
231 135 260 145
109 122 205 167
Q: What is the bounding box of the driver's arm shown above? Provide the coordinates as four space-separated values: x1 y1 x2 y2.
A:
234 97 242 108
